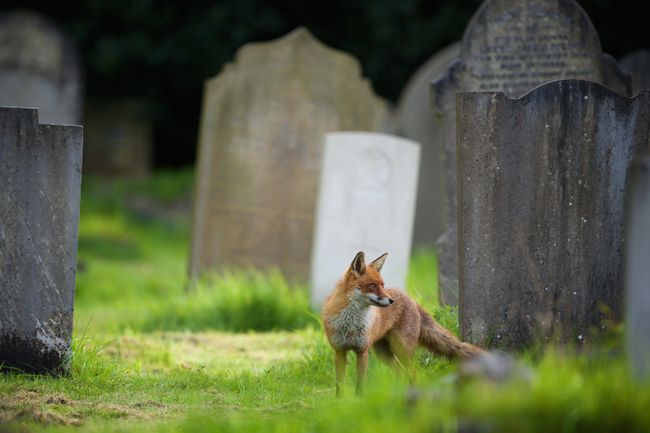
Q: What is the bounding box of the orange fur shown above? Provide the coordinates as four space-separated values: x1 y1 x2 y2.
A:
322 251 484 396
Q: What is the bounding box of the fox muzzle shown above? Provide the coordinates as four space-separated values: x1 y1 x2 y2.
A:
366 293 394 307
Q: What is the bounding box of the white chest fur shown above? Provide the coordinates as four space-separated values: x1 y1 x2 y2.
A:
328 293 375 350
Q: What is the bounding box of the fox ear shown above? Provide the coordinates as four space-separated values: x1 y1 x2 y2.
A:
370 252 388 273
350 251 366 276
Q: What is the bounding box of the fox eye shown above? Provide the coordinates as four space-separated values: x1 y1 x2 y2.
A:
369 283 376 289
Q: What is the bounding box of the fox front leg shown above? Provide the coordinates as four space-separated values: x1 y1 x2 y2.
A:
355 349 369 397
335 350 347 397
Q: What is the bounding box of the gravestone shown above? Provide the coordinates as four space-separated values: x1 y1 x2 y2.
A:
0 11 83 125
432 0 632 306
83 100 152 177
310 132 420 308
625 153 650 379
457 80 650 349
0 106 83 373
189 28 388 280
620 50 650 94
395 42 460 249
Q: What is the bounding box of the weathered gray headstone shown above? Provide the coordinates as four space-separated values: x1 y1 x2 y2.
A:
0 106 83 373
620 50 650 94
457 80 649 349
432 0 632 306
625 152 650 380
83 100 152 177
189 28 388 281
0 11 83 125
395 42 460 249
310 132 420 308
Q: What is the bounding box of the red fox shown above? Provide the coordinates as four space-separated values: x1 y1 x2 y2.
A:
322 251 484 396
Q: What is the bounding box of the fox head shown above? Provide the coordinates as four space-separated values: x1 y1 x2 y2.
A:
344 251 394 307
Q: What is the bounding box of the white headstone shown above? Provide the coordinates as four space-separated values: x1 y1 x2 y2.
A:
310 132 420 308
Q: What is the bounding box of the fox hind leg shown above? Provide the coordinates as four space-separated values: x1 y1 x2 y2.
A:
373 338 393 362
387 333 418 382
373 338 402 374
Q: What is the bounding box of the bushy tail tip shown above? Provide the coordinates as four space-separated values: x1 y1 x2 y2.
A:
417 305 485 359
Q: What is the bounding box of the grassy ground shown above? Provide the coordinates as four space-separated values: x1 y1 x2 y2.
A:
1 171 649 433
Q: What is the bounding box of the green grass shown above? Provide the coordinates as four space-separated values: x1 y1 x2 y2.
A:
407 247 440 308
75 172 316 335
3 332 648 433
1 170 648 433
135 270 315 332
75 171 440 335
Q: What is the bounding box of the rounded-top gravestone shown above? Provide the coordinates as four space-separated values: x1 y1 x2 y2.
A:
457 80 649 349
395 42 460 249
0 11 83 125
432 0 633 306
189 28 388 281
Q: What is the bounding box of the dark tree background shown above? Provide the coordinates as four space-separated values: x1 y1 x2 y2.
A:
1 0 647 168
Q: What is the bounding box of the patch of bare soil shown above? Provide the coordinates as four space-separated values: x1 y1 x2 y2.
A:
0 391 81 426
0 389 161 428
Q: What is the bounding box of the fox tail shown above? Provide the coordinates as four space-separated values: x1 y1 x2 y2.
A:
417 305 484 359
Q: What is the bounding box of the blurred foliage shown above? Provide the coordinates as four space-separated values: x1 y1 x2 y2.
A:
407 248 440 308
1 0 647 168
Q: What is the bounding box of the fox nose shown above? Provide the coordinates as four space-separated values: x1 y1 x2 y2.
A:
388 298 394 304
